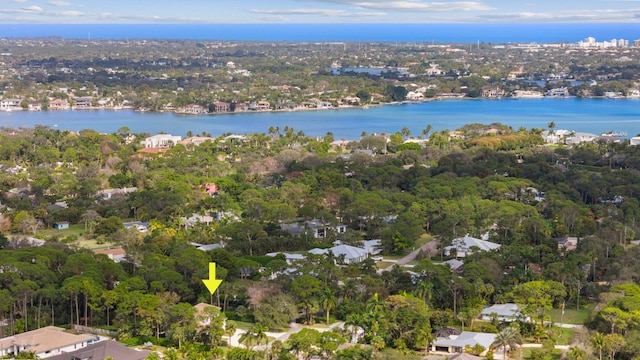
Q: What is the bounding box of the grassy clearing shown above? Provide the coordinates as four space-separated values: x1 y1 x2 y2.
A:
376 261 396 270
552 327 576 345
548 302 594 325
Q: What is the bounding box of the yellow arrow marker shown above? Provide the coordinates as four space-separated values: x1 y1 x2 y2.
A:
202 262 223 294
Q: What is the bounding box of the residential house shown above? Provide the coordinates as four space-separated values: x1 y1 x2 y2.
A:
444 235 501 258
482 88 506 98
194 303 222 327
480 303 527 322
431 331 496 355
281 219 347 239
193 242 224 251
74 96 93 109
203 183 219 196
328 244 368 264
256 100 271 111
53 221 69 230
546 87 570 97
361 239 383 255
123 221 149 233
47 339 150 360
0 98 21 111
181 213 214 228
94 247 127 262
212 101 231 113
179 136 213 147
49 98 69 110
631 137 640 146
557 236 578 252
141 134 182 148
28 101 42 111
266 252 306 265
512 90 544 98
182 104 206 114
442 258 464 273
96 187 138 201
0 326 97 359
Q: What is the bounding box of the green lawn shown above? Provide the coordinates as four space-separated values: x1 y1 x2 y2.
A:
551 327 576 346
548 302 594 325
37 223 86 239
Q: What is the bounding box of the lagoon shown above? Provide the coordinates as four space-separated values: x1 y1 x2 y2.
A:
1 98 639 140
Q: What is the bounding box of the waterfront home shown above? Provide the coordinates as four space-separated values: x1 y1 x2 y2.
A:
181 104 206 114
49 98 69 110
481 88 506 98
212 101 231 113
546 87 570 97
0 98 21 111
74 96 93 109
28 101 42 111
512 90 543 98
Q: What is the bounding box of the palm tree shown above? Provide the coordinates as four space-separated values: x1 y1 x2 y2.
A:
492 326 522 360
590 332 606 360
319 288 338 325
239 328 257 349
250 323 269 347
421 124 433 139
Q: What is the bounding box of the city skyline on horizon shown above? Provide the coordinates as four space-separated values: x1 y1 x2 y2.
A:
3 0 640 24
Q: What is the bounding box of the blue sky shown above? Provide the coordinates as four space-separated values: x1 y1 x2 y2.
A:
3 0 640 23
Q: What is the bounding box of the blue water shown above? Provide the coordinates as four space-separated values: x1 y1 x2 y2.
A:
1 99 639 140
3 23 640 43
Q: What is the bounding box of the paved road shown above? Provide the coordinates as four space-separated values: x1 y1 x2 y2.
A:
381 239 439 271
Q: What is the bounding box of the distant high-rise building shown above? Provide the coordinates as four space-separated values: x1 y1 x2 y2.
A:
634 39 640 47
584 36 596 44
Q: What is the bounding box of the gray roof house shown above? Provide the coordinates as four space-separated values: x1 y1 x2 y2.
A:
431 331 497 355
444 235 501 258
480 303 528 322
47 339 150 360
309 244 368 264
281 219 347 239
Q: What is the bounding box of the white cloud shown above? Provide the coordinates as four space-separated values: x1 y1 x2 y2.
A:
250 8 350 17
480 8 640 22
23 5 42 11
47 1 73 6
301 0 493 12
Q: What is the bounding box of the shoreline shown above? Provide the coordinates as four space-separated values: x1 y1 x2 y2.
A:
3 95 638 117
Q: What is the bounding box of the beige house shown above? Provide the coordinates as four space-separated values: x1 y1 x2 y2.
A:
0 326 96 359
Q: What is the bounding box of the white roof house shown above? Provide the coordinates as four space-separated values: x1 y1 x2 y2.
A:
480 303 527 322
141 134 182 148
444 235 501 258
328 244 368 264
431 331 497 355
630 137 640 146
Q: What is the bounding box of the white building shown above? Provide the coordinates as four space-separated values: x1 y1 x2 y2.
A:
444 235 501 258
141 134 182 148
480 303 528 322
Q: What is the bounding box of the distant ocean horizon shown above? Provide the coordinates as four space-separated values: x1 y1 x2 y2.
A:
3 23 640 43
